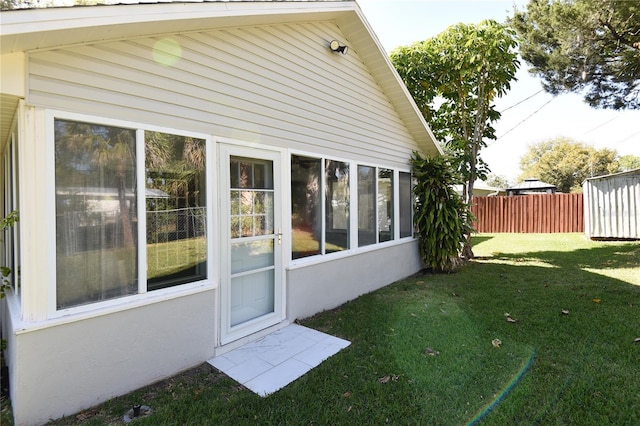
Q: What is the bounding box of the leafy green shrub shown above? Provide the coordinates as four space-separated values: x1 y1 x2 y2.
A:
1 210 19 352
410 153 472 272
0 210 18 299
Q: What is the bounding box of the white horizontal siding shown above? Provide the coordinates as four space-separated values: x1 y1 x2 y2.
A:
28 21 418 168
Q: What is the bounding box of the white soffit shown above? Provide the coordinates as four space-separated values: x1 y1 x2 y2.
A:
0 1 441 156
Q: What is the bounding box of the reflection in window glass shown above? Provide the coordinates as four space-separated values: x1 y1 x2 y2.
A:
378 168 393 242
55 119 138 308
399 172 413 238
291 156 321 259
229 157 274 240
358 165 376 247
3 123 21 298
325 160 349 253
145 132 207 291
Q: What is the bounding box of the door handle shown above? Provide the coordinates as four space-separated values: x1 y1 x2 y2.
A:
277 228 282 245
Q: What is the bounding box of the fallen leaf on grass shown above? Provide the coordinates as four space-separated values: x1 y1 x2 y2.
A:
75 409 98 422
343 391 352 398
592 298 601 304
634 337 640 344
378 374 399 383
491 338 502 348
561 309 570 315
424 347 440 356
504 312 517 323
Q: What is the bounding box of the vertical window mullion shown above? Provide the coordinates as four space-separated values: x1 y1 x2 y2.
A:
320 158 326 255
393 169 399 240
11 133 20 298
349 160 358 248
206 136 215 289
375 167 379 244
137 129 147 294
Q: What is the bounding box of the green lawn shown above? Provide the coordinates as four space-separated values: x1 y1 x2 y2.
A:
3 233 638 425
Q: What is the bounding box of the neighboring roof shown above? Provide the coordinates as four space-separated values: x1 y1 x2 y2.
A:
583 168 640 182
507 178 556 191
0 1 442 156
454 181 505 196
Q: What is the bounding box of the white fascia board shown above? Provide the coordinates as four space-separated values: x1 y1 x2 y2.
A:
342 4 442 157
0 1 356 53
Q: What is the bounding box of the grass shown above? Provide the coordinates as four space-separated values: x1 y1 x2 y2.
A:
3 233 639 425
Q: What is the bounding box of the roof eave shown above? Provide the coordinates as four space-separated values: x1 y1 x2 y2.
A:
1 1 441 157
0 2 356 54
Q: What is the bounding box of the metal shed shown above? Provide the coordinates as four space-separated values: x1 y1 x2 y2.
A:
583 168 640 239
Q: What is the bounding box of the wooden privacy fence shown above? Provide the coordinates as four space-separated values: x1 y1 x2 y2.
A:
471 194 584 233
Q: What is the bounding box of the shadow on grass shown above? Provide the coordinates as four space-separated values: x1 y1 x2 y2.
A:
40 237 640 426
457 240 640 423
487 241 640 272
471 235 494 246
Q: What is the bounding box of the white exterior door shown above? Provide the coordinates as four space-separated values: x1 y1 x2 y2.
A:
219 144 284 344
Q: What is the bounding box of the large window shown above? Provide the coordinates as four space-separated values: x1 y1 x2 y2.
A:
293 154 412 260
291 156 350 259
357 165 376 247
399 172 413 238
145 131 206 291
54 118 207 309
291 156 321 259
378 168 394 242
2 120 21 299
325 160 350 254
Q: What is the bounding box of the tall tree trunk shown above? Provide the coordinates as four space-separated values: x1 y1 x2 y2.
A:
117 168 135 249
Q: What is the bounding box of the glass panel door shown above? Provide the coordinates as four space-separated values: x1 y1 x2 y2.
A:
220 145 282 344
229 157 275 326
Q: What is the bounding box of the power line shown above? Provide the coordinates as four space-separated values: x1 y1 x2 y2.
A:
579 114 622 137
493 96 556 143
611 130 640 146
499 89 544 113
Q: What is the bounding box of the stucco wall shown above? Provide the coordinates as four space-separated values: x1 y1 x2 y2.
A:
10 289 216 426
287 240 423 320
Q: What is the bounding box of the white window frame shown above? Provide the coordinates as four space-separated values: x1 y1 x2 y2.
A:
397 170 414 240
289 149 414 269
46 110 217 318
2 117 21 300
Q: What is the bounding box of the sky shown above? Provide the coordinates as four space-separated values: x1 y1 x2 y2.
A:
356 0 640 182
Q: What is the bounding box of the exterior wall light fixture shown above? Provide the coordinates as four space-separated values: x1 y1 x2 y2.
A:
329 40 348 55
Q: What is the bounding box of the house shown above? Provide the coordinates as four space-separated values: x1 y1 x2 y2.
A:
0 1 442 424
583 168 640 240
506 178 556 196
454 181 505 197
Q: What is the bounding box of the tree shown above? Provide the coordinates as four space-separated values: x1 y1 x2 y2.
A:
410 153 472 272
391 20 519 256
509 0 640 110
618 154 640 171
55 120 138 248
518 137 620 192
485 174 511 189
